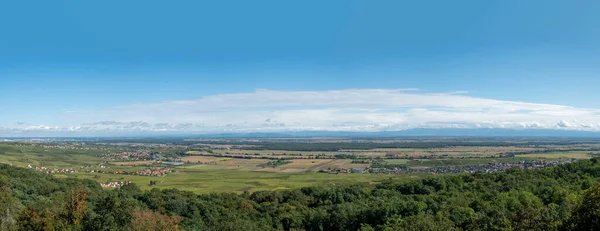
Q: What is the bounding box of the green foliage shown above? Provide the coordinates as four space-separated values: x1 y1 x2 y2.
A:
4 159 600 230
0 175 23 231
567 184 600 230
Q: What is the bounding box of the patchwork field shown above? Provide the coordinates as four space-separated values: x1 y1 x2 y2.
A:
63 164 424 193
186 146 553 160
279 159 330 168
1 139 598 193
516 152 591 159
385 159 409 164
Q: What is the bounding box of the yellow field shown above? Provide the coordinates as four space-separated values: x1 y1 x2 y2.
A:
362 146 545 158
253 159 331 173
516 152 591 159
185 151 211 155
325 160 369 169
181 156 270 168
254 168 306 173
223 158 270 167
246 159 371 173
181 156 226 162
280 159 331 168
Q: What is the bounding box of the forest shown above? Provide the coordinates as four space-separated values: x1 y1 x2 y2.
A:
3 159 600 230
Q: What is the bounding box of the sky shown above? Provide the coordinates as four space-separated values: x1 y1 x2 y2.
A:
1 0 600 136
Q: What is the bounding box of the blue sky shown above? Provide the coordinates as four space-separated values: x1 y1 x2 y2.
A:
1 0 599 136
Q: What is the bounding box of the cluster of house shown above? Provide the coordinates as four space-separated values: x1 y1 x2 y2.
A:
97 151 153 161
189 161 218 165
83 168 171 176
376 160 571 174
319 160 572 175
27 165 76 174
136 168 171 176
84 169 120 174
319 168 366 174
99 180 132 188
30 144 109 151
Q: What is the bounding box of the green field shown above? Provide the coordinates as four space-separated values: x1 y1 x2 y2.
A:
0 144 422 193
385 159 409 164
0 144 105 167
60 165 424 193
1 142 596 194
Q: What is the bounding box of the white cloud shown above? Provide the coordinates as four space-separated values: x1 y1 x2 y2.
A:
2 88 600 135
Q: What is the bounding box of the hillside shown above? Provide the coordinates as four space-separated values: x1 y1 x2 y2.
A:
3 160 600 230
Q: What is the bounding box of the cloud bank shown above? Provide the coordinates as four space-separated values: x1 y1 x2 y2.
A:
2 89 600 135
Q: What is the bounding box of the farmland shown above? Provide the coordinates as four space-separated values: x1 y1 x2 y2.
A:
1 137 599 193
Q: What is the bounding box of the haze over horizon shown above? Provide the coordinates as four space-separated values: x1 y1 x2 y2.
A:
2 0 599 136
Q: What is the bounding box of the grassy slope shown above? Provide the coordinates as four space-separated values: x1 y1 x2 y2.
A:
0 144 105 167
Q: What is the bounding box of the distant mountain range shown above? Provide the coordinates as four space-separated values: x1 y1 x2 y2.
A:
196 128 600 138
3 128 600 139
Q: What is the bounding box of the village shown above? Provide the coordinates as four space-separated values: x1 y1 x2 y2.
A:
84 167 171 176
319 160 573 175
97 150 155 161
27 165 77 174
99 180 132 188
14 143 111 151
